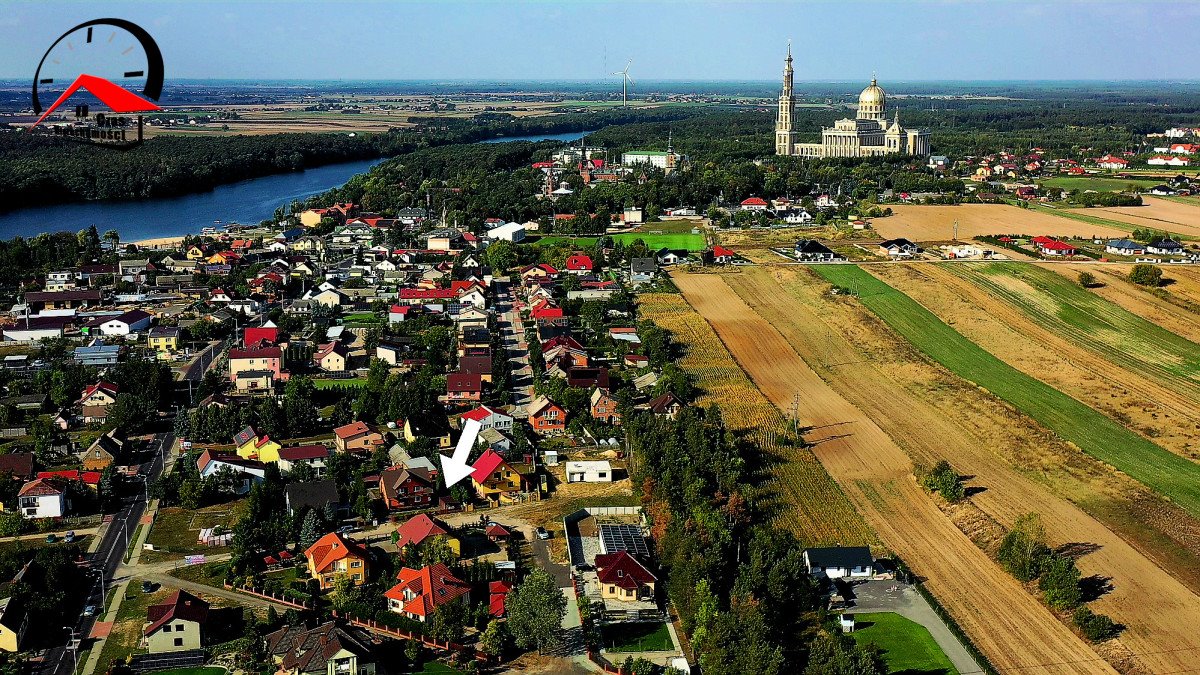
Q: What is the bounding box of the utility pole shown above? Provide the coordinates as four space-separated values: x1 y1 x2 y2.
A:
62 627 77 675
791 392 801 434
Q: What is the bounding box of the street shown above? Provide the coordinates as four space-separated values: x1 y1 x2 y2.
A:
495 278 534 415
40 432 173 675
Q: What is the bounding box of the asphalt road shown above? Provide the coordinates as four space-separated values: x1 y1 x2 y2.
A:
41 432 173 675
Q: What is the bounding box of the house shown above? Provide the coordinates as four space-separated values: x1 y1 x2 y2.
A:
478 427 513 456
0 453 35 482
313 341 350 372
234 427 282 463
565 254 594 275
277 445 330 477
143 590 208 653
655 249 683 266
0 596 29 653
783 209 815 225
148 327 180 356
460 405 513 432
403 417 453 450
566 460 613 483
197 451 267 494
234 370 275 394
528 396 566 435
624 354 649 369
228 345 285 384
15 478 68 518
1106 239 1144 255
470 449 532 504
1148 155 1191 167
284 479 340 517
82 429 123 470
304 532 370 590
395 513 460 556
385 563 470 622
709 245 736 264
1147 238 1184 255
878 238 919 259
740 197 769 211
489 580 512 618
647 392 684 419
333 421 383 454
1170 143 1200 155
595 550 657 602
519 263 559 284
458 356 494 384
1096 155 1129 170
630 258 657 284
590 389 621 425
446 373 484 404
78 381 119 424
1034 237 1076 256
265 621 376 675
243 324 280 347
24 289 103 313
1149 184 1177 196
803 546 875 579
795 239 843 262
379 466 436 511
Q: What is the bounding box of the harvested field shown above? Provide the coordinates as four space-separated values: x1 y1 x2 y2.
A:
1043 263 1200 344
636 293 873 546
671 271 1113 674
722 265 1200 674
874 204 1129 242
1090 196 1200 239
1158 266 1200 307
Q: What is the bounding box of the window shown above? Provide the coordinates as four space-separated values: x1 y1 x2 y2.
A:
174 638 184 647
162 625 172 633
351 560 362 568
177 623 185 631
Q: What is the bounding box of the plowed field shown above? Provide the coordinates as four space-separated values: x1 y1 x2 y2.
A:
671 270 1114 675
874 204 1129 242
1090 196 1200 238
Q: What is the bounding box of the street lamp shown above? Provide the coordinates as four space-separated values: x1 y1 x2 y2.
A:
62 626 78 675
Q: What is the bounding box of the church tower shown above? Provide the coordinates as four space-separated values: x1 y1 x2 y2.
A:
775 43 796 156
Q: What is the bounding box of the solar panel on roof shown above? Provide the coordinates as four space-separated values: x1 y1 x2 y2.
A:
599 523 649 558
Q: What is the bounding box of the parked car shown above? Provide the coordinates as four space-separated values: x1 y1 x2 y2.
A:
535 527 550 540
82 605 96 617
64 531 76 543
45 534 57 544
141 580 154 594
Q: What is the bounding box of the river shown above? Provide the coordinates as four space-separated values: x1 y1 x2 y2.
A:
0 130 591 242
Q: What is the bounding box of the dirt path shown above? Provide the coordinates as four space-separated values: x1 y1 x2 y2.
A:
671 270 1114 675
720 266 1200 675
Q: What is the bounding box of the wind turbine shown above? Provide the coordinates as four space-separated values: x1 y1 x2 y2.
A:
613 60 634 107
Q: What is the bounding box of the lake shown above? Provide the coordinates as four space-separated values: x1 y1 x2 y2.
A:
0 130 591 242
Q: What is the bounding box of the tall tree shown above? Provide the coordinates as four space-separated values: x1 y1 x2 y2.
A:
505 569 567 654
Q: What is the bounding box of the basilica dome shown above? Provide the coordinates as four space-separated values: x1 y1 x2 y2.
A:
859 77 885 108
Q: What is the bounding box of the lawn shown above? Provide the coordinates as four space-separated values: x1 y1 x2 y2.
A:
146 503 243 557
600 621 674 652
312 377 368 389
1038 176 1161 192
343 312 382 324
810 265 1200 519
95 584 175 673
149 668 227 675
169 560 230 586
848 612 958 675
535 232 706 251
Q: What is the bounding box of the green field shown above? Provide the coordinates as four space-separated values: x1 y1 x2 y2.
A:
150 668 227 675
312 377 368 389
1038 176 1161 192
535 232 706 251
848 612 958 675
953 263 1200 397
810 264 1200 518
600 621 674 652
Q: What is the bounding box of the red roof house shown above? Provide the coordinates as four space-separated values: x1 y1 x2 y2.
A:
385 563 470 622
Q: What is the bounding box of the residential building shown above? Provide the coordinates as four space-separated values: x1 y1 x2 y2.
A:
277 445 330 477
378 466 436 511
197 451 267 494
446 373 484 403
528 395 566 435
265 621 376 675
384 563 470 622
285 479 341 518
1148 238 1184 255
82 429 123 471
878 238 920 259
460 405 513 432
647 392 684 419
78 381 119 424
595 551 657 602
0 597 29 653
566 460 613 483
458 356 494 384
395 513 461 556
470 449 532 504
234 426 282 463
16 478 68 518
803 546 875 579
228 345 285 383
148 327 181 356
314 341 350 372
1106 239 1144 255
590 389 621 425
333 421 383 454
304 532 370 590
143 590 209 653
629 258 657 284
795 239 843 262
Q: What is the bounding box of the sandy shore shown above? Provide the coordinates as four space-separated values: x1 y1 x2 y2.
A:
131 235 186 249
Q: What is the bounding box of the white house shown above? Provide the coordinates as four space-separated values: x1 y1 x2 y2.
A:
461 405 513 432
803 546 875 579
486 222 526 243
783 209 814 225
565 460 613 483
99 309 153 336
197 452 266 495
16 479 68 519
1147 238 1184 255
655 249 683 265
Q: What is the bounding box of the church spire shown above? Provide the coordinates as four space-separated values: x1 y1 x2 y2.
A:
776 42 796 156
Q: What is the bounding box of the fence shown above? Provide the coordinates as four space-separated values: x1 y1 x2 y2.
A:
332 611 493 663
224 583 314 610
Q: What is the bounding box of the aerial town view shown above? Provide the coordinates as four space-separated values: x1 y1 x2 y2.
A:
1 1 1200 674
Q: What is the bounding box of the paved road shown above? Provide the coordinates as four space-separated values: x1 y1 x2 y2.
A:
41 433 173 675
494 278 534 415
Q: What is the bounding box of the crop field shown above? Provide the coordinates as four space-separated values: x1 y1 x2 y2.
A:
813 264 1200 519
951 263 1200 405
1042 263 1200 344
723 265 1200 673
536 232 706 251
1038 175 1163 192
636 292 872 546
874 204 1129 242
1088 196 1200 238
669 271 1113 674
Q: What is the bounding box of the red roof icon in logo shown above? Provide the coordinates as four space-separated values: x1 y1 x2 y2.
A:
32 73 160 128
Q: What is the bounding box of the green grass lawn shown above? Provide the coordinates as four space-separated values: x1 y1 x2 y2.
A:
343 312 382 323
1039 176 1161 192
146 503 242 557
410 664 465 675
810 265 1200 519
148 668 227 675
95 585 175 672
600 621 674 652
848 612 958 675
169 560 230 586
312 377 368 389
535 232 706 251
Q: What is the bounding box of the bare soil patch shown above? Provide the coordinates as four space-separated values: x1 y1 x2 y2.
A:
876 204 1129 242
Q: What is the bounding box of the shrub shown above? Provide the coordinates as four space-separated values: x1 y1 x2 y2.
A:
1073 606 1119 642
1077 271 1096 288
1038 554 1082 610
1128 264 1163 287
920 460 965 503
997 513 1051 582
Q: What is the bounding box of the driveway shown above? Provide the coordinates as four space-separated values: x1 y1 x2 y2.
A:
843 579 984 675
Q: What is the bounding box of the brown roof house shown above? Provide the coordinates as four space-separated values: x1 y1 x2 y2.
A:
265 621 376 675
143 590 209 653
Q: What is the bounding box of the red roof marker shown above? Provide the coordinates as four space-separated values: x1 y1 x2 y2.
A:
32 73 160 128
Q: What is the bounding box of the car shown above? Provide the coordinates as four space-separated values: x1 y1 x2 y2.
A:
45 534 57 543
337 525 356 535
82 605 96 617
535 527 550 540
64 531 76 543
141 580 154 594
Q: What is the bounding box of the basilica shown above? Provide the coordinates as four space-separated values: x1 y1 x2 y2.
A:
775 46 930 158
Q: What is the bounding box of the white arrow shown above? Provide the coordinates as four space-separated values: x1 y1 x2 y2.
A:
441 418 483 487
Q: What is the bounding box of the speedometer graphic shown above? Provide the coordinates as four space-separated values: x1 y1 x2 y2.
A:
32 18 164 114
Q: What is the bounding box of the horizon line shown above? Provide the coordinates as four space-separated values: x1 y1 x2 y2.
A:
3 77 1200 85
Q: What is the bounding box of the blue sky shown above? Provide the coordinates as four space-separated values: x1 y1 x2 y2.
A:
1 0 1197 81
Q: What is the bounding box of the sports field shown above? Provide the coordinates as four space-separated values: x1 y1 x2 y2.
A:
536 232 705 251
848 613 957 675
811 264 1200 518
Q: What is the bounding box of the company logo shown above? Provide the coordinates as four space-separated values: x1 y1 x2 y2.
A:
30 18 164 148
